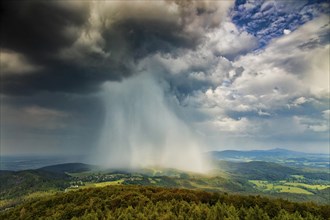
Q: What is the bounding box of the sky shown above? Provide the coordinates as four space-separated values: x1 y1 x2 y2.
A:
1 0 329 160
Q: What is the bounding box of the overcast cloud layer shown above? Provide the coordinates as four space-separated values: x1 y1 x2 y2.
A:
1 0 329 157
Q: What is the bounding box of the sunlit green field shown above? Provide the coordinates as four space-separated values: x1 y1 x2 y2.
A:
91 180 124 187
284 182 329 190
290 175 305 179
64 180 124 192
249 180 314 195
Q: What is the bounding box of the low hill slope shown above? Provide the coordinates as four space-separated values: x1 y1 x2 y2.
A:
0 170 69 200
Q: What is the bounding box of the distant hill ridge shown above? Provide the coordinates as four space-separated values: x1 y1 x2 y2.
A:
208 148 327 159
38 163 96 174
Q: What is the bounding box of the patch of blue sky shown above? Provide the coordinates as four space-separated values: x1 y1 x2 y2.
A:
231 0 330 48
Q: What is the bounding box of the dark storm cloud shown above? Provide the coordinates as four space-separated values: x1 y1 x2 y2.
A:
2 59 131 95
1 0 230 95
1 1 89 60
1 1 92 94
103 18 198 60
1 91 105 155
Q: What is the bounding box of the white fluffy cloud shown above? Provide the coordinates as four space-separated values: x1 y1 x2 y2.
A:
205 15 330 115
168 14 330 151
206 20 258 59
236 15 329 98
138 19 257 91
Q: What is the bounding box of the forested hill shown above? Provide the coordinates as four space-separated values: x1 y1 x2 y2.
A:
1 185 329 220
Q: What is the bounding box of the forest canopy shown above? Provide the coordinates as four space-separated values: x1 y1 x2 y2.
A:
1 185 329 220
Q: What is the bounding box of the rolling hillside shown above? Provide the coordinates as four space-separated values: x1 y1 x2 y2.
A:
1 159 329 211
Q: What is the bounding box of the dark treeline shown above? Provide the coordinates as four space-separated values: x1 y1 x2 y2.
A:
1 185 329 220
